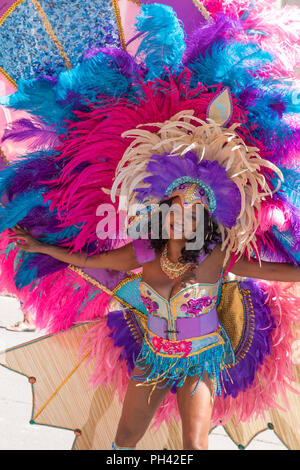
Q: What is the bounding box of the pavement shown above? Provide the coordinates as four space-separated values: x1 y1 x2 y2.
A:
0 295 287 450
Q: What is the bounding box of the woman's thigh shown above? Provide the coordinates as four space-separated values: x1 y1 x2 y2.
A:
176 373 214 450
115 366 171 447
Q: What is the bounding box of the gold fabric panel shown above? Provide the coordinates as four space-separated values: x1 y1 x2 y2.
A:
217 281 245 352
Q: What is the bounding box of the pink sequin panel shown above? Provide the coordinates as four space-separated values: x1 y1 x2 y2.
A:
141 295 159 314
152 336 192 358
180 296 217 317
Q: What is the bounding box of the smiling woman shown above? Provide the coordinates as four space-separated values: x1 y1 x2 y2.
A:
146 198 220 266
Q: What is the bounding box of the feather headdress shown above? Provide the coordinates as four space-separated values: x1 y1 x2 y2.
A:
111 105 282 264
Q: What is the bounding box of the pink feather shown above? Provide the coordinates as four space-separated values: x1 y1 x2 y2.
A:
203 0 300 77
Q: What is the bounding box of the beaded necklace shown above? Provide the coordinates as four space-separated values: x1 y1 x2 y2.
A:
160 244 192 280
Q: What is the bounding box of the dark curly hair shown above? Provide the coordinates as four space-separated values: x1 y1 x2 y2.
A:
147 198 220 265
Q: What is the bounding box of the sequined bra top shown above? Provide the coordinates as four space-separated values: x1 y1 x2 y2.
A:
133 238 222 343
139 280 220 342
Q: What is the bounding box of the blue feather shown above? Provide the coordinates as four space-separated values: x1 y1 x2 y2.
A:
135 3 185 80
187 42 272 88
0 49 142 135
273 167 300 208
14 253 38 290
0 190 44 231
56 49 142 103
0 78 73 131
0 151 58 200
186 40 300 160
40 224 81 245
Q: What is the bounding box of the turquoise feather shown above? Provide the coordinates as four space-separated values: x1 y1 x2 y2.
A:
135 3 185 80
0 190 44 232
186 41 300 151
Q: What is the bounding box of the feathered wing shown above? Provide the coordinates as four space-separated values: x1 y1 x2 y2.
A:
0 2 300 406
0 4 187 328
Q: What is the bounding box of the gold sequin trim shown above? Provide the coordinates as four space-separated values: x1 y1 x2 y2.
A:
123 307 144 344
112 272 141 294
225 288 256 369
184 183 198 203
69 265 114 295
31 0 72 70
0 147 9 166
0 0 25 27
0 67 17 88
112 0 126 50
192 0 211 21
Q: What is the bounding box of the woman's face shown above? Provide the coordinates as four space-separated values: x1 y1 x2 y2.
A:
164 197 200 240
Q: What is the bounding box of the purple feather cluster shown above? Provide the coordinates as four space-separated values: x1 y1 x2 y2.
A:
106 309 142 372
221 279 275 398
135 151 241 228
2 118 59 151
184 13 242 64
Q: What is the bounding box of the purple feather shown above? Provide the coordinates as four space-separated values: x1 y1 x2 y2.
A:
107 309 142 372
238 87 259 108
183 14 242 64
2 118 59 150
7 155 58 201
269 101 286 118
38 75 58 85
260 233 298 265
20 206 62 235
28 254 67 277
221 279 275 398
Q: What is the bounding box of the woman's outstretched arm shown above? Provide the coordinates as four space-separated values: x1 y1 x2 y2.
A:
230 257 300 282
8 226 141 271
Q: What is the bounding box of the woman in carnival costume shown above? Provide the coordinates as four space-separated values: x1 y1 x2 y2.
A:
1 1 300 450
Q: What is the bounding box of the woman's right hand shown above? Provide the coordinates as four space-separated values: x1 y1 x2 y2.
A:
8 226 44 253
7 228 141 270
